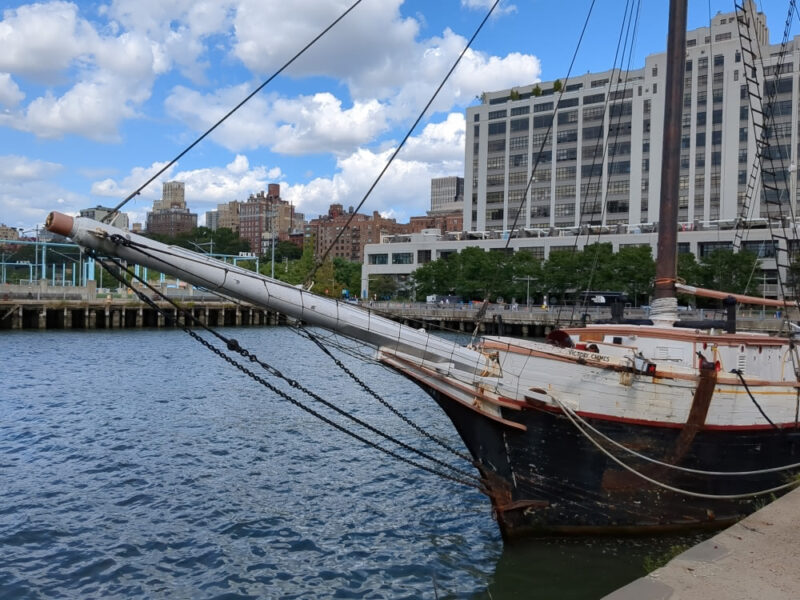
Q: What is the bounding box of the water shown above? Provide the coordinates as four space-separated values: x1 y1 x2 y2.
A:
0 328 704 599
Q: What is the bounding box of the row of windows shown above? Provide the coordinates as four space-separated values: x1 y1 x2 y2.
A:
368 253 413 265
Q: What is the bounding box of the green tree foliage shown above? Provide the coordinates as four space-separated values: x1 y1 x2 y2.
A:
370 275 397 300
333 258 362 298
269 237 316 285
147 227 250 256
698 249 759 295
413 242 657 304
273 241 302 261
677 252 703 285
613 245 656 304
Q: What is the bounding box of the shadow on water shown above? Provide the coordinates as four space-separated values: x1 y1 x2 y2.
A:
472 533 710 600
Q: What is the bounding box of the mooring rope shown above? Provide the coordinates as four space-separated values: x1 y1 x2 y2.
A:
551 393 800 476
550 394 800 500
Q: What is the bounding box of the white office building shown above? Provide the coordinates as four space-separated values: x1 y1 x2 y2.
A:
362 3 793 299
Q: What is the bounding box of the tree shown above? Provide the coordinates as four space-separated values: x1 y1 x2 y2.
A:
509 88 520 101
147 226 250 256
677 252 703 285
553 79 562 92
532 84 542 97
370 275 397 300
333 258 361 298
272 240 302 262
698 249 759 296
541 248 581 303
412 254 458 298
611 245 655 304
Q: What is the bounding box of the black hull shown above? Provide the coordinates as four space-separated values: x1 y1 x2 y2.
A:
423 386 800 539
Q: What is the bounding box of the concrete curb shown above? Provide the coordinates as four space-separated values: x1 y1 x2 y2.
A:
603 486 800 599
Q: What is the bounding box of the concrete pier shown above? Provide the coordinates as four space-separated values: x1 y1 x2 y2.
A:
604 486 800 599
0 282 283 331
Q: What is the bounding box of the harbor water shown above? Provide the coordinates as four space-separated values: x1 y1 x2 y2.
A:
1 328 707 599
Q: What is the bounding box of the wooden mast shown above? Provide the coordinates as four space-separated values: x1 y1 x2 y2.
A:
653 0 688 300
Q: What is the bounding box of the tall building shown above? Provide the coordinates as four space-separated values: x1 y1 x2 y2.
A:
79 206 129 229
218 200 242 233
361 2 789 299
0 223 20 241
309 203 407 263
146 181 197 236
430 176 464 214
239 184 295 255
205 210 219 231
465 2 778 233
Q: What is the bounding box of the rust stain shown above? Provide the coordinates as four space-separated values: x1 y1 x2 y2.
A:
669 363 717 463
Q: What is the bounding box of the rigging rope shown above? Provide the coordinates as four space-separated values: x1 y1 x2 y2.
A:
552 389 800 476
91 249 484 491
308 0 502 287
731 369 782 431
103 0 366 222
503 0 597 247
295 326 476 464
550 394 800 500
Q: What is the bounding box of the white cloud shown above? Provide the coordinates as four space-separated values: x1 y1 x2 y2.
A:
0 154 62 180
0 2 97 82
91 160 175 200
165 86 390 155
232 0 418 82
101 0 236 83
90 154 284 218
460 0 517 15
0 155 82 228
0 1 161 140
0 73 24 108
357 29 540 121
283 112 466 221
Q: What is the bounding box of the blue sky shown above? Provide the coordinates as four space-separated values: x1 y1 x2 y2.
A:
0 0 793 233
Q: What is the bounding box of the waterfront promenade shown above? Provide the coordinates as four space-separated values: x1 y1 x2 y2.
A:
604 485 800 599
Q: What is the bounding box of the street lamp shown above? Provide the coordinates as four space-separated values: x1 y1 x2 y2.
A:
513 276 536 310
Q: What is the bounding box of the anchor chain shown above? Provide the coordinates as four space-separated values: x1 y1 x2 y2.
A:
91 251 483 490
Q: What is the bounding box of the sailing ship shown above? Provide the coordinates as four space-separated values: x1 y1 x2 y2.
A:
45 0 800 538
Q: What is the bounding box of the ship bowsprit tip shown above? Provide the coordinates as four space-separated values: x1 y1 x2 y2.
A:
46 211 74 237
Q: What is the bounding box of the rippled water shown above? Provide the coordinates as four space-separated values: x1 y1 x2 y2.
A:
1 327 701 598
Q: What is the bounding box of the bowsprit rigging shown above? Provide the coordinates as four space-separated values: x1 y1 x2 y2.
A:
89 248 484 492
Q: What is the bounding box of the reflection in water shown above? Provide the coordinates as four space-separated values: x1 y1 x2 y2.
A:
479 534 709 599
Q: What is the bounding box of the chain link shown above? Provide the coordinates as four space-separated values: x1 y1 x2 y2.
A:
93 252 483 491
298 327 476 464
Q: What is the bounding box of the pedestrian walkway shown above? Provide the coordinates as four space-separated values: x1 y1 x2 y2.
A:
604 485 800 599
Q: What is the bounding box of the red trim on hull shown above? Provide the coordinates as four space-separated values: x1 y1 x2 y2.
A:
521 394 799 431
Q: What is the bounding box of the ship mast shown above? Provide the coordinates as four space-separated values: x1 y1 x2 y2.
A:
652 0 687 319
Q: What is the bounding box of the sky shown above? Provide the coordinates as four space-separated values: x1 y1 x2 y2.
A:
0 0 794 234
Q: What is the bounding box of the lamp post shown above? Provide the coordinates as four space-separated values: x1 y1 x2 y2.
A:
513 276 536 310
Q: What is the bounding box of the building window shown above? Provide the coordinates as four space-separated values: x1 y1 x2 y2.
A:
487 155 505 170
556 147 577 161
391 252 413 265
510 135 528 150
510 117 529 132
488 122 506 135
369 254 388 265
554 203 575 217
